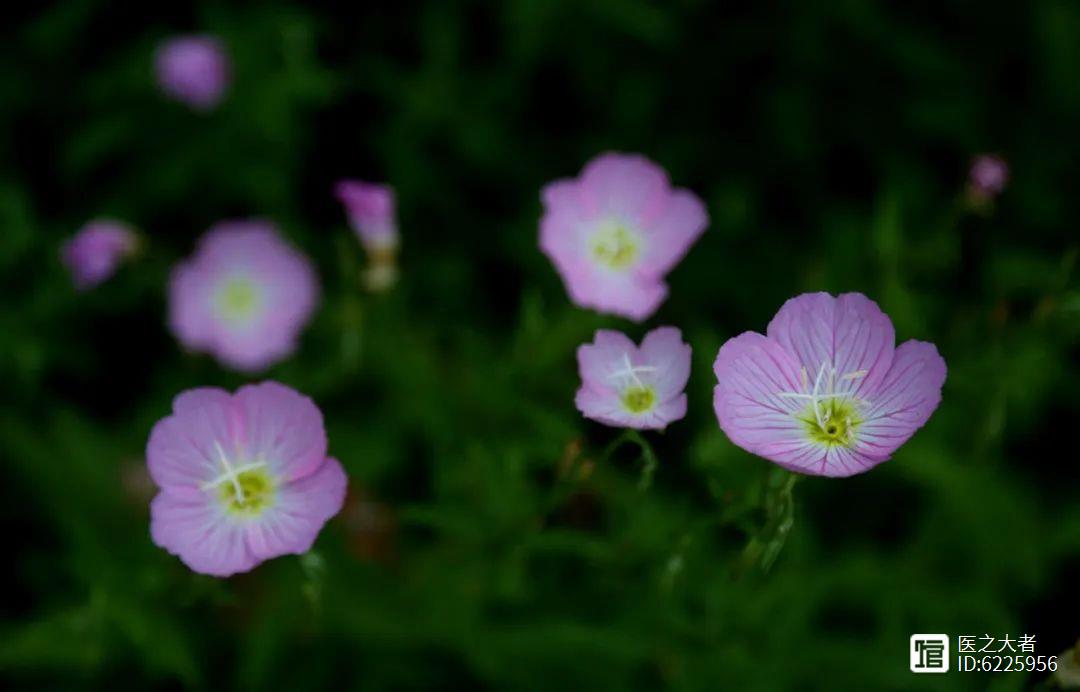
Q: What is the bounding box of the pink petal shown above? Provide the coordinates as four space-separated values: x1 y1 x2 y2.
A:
245 458 347 560
856 340 947 458
639 326 692 399
146 391 243 493
233 382 327 483
578 152 670 222
766 292 896 398
577 330 639 388
638 190 708 276
567 271 669 322
712 332 823 471
150 491 256 577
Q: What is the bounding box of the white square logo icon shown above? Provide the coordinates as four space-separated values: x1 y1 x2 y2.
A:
910 634 950 673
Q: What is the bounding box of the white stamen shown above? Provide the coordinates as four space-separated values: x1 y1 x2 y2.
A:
608 352 656 388
199 442 266 502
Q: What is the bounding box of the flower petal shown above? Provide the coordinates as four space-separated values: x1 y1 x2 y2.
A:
578 152 670 222
245 458 347 560
577 330 639 388
150 491 256 577
766 292 895 398
147 391 243 493
856 339 946 458
638 190 708 276
639 326 691 399
713 332 825 471
234 381 327 482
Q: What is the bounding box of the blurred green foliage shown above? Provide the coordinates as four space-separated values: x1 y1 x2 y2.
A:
1 1 1078 690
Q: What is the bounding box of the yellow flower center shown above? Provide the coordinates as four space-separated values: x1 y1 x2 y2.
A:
800 398 861 447
622 385 657 414
215 276 261 324
591 222 639 270
218 468 275 516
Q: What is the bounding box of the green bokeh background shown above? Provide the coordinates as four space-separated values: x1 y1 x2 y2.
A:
2 2 1078 690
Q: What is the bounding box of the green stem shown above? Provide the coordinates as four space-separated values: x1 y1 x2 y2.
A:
736 469 799 578
600 429 659 491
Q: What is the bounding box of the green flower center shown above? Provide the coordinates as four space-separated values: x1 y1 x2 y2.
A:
800 398 861 447
622 385 656 414
591 222 639 270
219 468 275 516
215 276 261 324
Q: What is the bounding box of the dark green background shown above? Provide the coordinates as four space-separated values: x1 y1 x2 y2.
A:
1 1 1077 690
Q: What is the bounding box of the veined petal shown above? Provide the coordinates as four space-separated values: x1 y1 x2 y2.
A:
766 292 895 398
713 332 814 466
147 391 243 492
856 339 946 457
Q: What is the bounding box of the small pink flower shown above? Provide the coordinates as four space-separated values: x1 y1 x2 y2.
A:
148 382 347 577
968 154 1009 199
540 152 708 321
334 181 398 253
169 220 319 373
713 292 946 477
576 326 691 430
61 219 138 290
155 35 230 111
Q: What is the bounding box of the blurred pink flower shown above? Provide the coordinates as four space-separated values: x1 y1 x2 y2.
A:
540 152 708 321
154 35 230 111
148 382 347 577
968 154 1009 199
334 181 399 253
575 326 691 430
713 292 946 477
168 220 319 372
60 219 137 290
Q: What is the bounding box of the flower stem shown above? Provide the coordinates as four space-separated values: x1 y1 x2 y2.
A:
736 469 799 578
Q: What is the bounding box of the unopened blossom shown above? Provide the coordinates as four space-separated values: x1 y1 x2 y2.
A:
155 35 230 110
169 220 319 372
60 219 138 290
968 154 1009 201
576 326 691 430
713 292 946 477
335 181 398 253
148 382 347 577
540 152 709 321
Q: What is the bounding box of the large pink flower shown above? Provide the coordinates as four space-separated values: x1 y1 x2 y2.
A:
576 327 691 430
713 292 946 477
540 153 708 321
148 382 347 577
168 220 319 373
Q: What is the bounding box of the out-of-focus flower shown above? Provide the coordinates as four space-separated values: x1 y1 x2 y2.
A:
713 292 946 477
147 382 347 577
576 326 691 430
60 220 138 290
1053 639 1080 688
539 152 708 321
168 220 319 373
154 35 230 111
967 154 1009 202
334 181 399 292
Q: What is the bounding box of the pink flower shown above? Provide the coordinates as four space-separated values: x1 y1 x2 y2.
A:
334 181 398 253
713 292 946 477
540 152 708 321
969 154 1009 198
155 35 230 111
61 220 138 290
575 327 691 430
169 220 319 373
148 382 347 577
